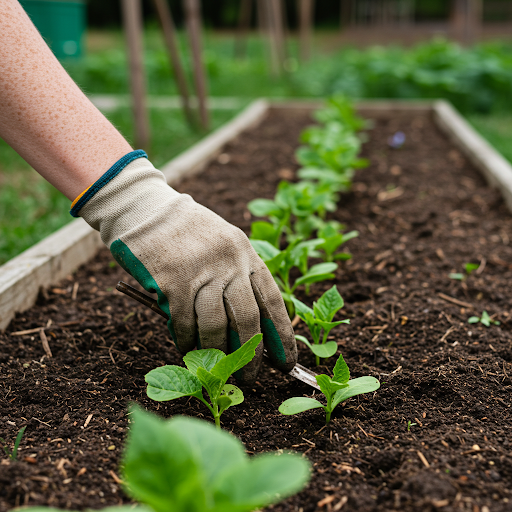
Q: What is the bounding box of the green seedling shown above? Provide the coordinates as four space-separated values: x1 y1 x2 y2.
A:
468 310 500 327
313 94 367 133
407 420 417 432
316 223 359 262
145 334 262 428
23 406 310 512
279 353 380 424
292 286 349 365
449 262 480 281
250 238 337 317
0 425 26 461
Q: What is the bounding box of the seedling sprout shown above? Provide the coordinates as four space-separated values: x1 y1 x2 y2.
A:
468 311 500 327
279 353 380 424
0 426 26 461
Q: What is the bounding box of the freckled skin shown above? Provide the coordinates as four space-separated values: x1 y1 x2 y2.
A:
0 0 132 200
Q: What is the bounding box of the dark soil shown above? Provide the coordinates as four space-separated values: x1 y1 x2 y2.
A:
2 107 512 512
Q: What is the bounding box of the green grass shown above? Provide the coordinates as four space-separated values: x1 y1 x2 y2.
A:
0 107 239 265
467 114 512 164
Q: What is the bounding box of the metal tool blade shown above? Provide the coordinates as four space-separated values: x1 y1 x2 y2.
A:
116 281 320 390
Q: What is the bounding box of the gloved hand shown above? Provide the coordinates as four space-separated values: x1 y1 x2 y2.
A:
71 151 297 383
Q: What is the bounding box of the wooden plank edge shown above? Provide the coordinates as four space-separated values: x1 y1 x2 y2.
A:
162 98 269 185
433 99 512 212
0 99 271 332
0 219 102 331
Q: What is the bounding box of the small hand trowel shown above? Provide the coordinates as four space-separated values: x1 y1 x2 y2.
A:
116 281 320 390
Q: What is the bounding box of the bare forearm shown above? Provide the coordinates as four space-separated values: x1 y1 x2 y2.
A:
0 0 132 200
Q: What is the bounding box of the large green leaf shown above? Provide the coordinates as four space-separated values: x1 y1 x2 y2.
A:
333 353 350 384
211 333 262 382
184 349 225 376
314 319 350 331
279 397 324 415
314 285 344 321
213 453 310 511
310 341 338 358
123 406 208 512
197 367 224 401
332 376 381 409
145 365 202 402
291 297 314 322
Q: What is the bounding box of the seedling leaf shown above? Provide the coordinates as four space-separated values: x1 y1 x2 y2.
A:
295 334 313 350
310 341 338 358
211 333 262 382
279 397 324 415
145 366 202 402
247 198 281 218
184 349 225 376
316 374 347 398
333 353 350 384
197 367 224 401
218 385 244 415
332 376 380 409
314 285 344 321
468 316 480 324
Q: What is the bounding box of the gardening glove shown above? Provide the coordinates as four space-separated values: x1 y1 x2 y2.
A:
70 151 297 383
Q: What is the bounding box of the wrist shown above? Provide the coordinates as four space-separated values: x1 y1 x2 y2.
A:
73 151 182 246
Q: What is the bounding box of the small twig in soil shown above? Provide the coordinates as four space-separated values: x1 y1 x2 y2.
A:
72 282 79 300
291 314 300 327
10 327 46 336
417 450 430 468
440 326 456 343
83 414 93 429
438 293 473 309
32 417 51 427
39 329 52 358
476 257 486 275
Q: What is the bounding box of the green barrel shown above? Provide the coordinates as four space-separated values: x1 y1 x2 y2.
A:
19 0 86 59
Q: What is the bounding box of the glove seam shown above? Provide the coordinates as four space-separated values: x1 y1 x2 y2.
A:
70 149 147 217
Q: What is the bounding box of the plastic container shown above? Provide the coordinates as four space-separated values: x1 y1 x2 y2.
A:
19 0 86 59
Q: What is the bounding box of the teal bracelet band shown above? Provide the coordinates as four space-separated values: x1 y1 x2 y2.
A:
70 150 147 217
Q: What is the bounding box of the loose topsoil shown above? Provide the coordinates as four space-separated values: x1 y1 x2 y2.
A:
2 107 512 512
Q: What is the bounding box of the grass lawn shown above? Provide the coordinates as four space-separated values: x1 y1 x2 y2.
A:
467 113 512 165
0 108 239 265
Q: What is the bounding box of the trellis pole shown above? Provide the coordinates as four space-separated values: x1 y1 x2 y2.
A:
121 0 150 150
299 0 313 61
184 0 209 130
152 0 195 128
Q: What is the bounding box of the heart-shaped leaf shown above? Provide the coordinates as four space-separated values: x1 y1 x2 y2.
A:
310 341 338 358
145 366 202 402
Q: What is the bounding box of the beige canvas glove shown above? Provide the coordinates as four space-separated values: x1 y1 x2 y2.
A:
70 151 297 383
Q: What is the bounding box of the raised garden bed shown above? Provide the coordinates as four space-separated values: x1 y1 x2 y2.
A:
1 101 512 512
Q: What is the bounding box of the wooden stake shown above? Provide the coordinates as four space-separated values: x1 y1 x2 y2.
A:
235 0 252 59
184 0 209 130
451 0 482 44
121 0 150 150
151 0 195 128
299 0 313 61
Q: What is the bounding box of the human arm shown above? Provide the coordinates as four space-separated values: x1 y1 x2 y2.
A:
0 1 297 382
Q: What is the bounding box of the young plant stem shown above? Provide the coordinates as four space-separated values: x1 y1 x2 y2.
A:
199 397 220 429
325 394 333 424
